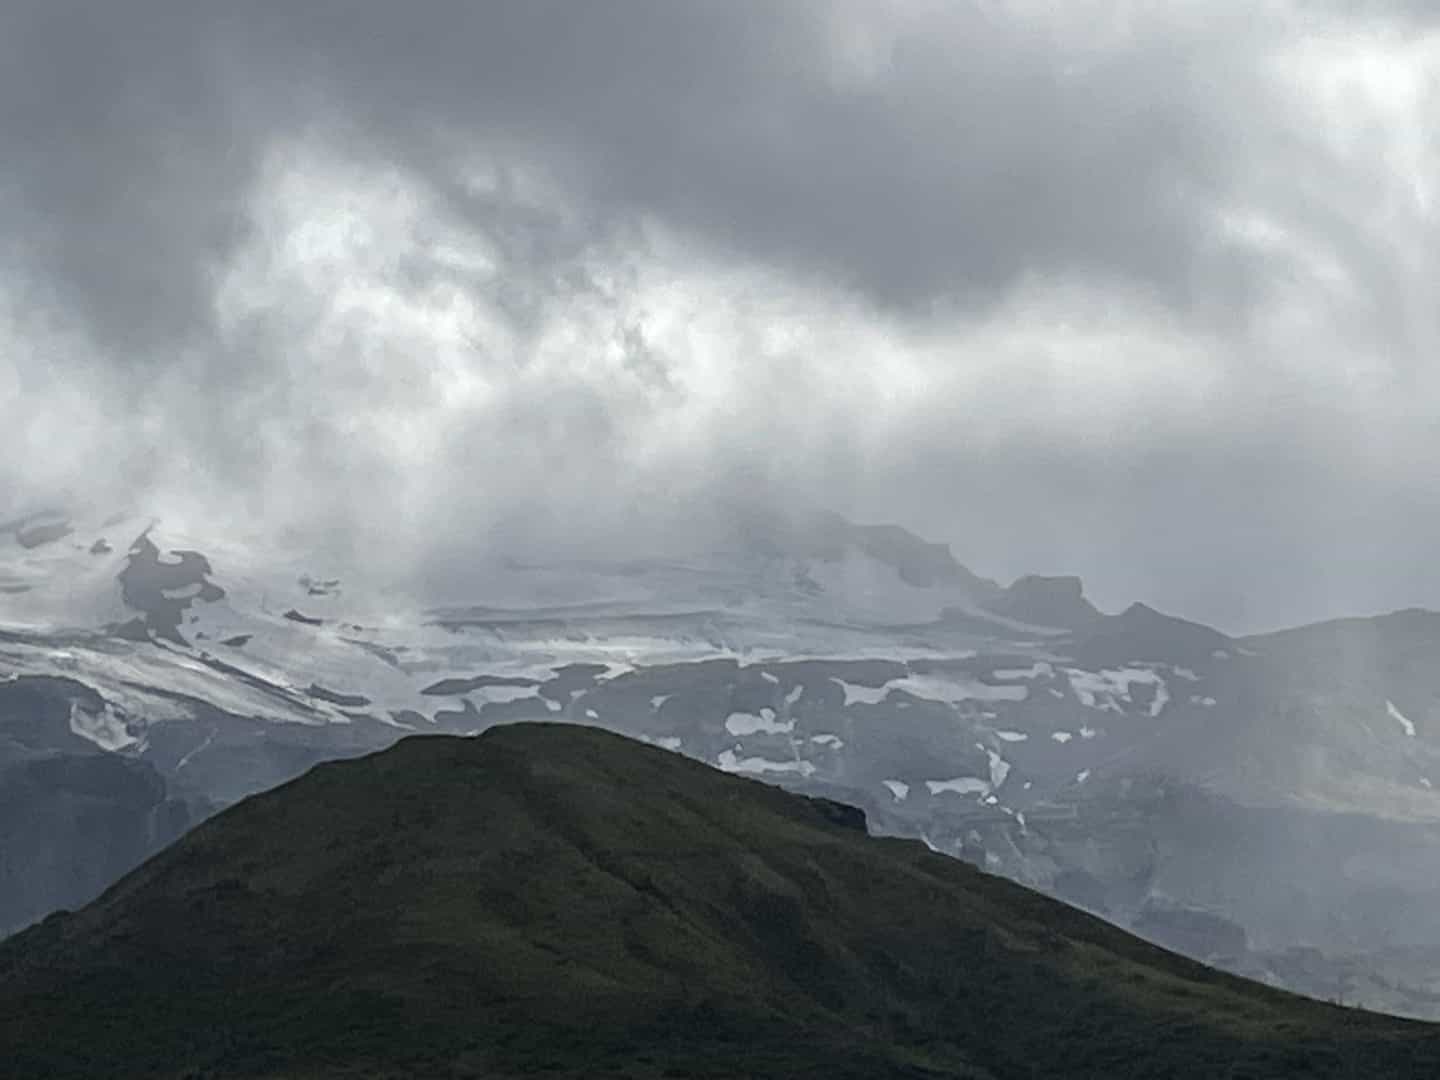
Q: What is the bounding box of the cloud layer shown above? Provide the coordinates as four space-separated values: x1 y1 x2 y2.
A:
1 1 1437 631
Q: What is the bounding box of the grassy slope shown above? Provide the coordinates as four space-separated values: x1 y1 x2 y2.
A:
2 722 1438 1078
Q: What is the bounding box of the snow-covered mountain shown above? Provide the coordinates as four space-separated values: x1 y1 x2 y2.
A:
6 506 1440 1016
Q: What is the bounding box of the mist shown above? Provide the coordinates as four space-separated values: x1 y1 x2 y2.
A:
2 1 1437 632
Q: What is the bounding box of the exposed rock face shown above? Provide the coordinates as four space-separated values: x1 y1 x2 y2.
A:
117 532 225 644
0 753 201 937
989 574 1100 629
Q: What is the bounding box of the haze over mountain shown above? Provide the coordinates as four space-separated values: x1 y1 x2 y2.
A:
10 505 1440 1021
1 2 1439 632
6 722 1440 1079
4 3 1440 1066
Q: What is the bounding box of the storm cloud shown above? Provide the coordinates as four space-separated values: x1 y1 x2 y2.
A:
0 1 1437 631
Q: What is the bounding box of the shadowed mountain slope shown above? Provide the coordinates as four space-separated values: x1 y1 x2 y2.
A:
3 724 1439 1078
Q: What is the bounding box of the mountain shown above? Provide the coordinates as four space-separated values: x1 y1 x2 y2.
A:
7 506 1440 1015
0 748 201 934
4 722 1438 1079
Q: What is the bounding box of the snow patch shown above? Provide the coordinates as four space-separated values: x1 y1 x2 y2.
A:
834 678 891 706
893 674 1028 704
992 662 1055 680
985 749 1011 789
996 730 1029 742
1051 731 1073 744
1076 769 1091 783
810 733 844 748
725 710 795 736
68 701 137 752
926 777 991 796
718 748 815 777
466 685 544 706
1387 699 1416 737
1066 667 1169 717
882 779 910 801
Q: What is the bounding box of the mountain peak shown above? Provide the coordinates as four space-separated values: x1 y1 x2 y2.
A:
987 573 1101 629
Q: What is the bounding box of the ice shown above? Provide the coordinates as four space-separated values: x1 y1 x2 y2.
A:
996 730 1029 742
810 733 844 748
1051 731 1073 744
882 779 910 801
650 694 671 710
1387 700 1416 737
1079 725 1097 739
1076 769 1091 783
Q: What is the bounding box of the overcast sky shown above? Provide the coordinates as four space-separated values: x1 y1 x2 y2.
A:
1 1 1437 632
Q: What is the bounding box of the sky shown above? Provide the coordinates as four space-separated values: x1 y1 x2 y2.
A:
0 1 1437 633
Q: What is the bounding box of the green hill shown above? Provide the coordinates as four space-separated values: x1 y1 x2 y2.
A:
3 722 1438 1078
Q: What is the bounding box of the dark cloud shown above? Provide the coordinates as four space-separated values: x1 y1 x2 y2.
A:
0 2 1270 340
0 1 1436 631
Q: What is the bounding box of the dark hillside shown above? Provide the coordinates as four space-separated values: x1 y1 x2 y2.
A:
2 723 1438 1078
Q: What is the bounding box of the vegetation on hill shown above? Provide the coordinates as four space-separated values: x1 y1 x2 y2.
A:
3 722 1438 1078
